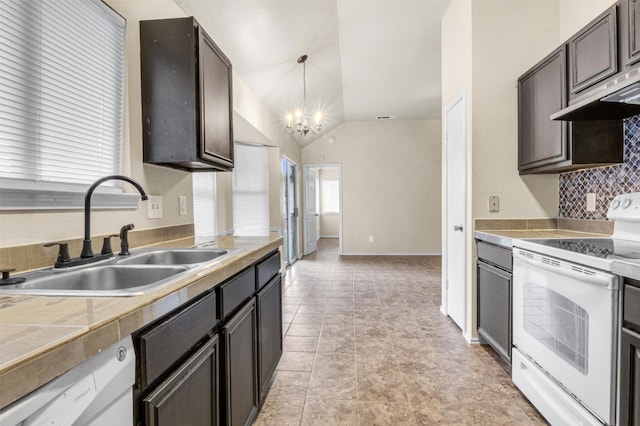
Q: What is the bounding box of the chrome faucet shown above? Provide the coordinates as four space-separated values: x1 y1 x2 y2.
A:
81 175 148 258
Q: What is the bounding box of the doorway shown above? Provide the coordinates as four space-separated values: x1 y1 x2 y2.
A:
282 157 298 267
443 92 467 334
302 164 342 256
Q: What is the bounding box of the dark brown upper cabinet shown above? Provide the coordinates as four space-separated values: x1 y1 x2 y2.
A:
622 0 640 66
518 45 623 174
140 17 234 172
569 5 618 97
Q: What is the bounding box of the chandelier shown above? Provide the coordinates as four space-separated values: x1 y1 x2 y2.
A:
285 54 323 136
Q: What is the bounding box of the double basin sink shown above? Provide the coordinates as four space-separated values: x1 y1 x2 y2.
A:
0 248 242 297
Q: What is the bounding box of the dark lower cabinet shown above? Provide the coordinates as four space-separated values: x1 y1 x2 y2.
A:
257 275 283 401
620 278 640 425
476 241 512 363
620 328 640 426
143 336 219 426
222 299 258 426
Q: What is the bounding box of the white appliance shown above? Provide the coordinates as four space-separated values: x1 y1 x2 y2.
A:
512 192 640 426
0 336 135 425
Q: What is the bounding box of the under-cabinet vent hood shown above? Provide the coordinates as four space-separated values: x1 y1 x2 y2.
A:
552 68 640 121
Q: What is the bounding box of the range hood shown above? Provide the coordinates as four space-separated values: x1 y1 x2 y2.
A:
551 68 640 121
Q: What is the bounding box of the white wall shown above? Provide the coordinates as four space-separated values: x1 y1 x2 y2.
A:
302 119 441 255
559 0 617 41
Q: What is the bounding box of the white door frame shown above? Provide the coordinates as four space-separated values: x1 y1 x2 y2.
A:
302 163 343 255
442 91 468 335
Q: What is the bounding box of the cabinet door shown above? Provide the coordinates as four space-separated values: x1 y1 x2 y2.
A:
620 328 640 425
198 27 234 170
627 0 640 66
143 336 219 426
477 261 512 363
222 299 258 426
518 46 569 172
569 5 618 94
257 276 283 401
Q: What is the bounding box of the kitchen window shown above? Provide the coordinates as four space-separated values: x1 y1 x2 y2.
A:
192 173 217 243
233 143 269 236
321 179 339 214
0 0 131 209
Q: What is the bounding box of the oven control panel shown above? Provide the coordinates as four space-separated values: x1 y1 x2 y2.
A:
607 192 640 222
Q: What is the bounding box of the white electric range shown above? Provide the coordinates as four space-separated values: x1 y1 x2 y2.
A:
511 192 640 426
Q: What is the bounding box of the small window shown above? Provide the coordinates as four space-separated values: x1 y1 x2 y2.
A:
0 0 128 209
192 173 217 243
233 143 269 236
321 180 340 214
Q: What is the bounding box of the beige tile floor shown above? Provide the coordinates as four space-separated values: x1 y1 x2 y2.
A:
253 238 547 425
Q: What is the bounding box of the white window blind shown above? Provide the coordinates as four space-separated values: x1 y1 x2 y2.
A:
233 143 269 236
192 172 217 242
0 0 125 189
322 180 339 214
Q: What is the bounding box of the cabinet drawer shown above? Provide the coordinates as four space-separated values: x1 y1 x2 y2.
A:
139 290 217 388
219 267 255 319
477 241 512 271
625 283 640 330
256 251 281 291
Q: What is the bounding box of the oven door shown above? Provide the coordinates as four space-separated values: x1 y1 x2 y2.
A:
512 248 618 425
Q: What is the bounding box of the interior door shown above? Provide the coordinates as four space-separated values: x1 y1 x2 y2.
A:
304 167 318 255
445 93 467 332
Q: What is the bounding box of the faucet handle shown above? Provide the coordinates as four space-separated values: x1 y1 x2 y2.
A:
44 242 71 265
119 224 135 256
101 234 119 255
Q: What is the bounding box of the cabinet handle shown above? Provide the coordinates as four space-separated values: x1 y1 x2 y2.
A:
453 225 463 232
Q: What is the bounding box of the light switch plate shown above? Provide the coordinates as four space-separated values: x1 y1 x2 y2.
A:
586 193 596 212
179 196 187 216
147 195 163 219
489 195 500 213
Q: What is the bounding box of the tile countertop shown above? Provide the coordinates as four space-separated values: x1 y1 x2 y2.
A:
0 234 283 410
475 229 610 248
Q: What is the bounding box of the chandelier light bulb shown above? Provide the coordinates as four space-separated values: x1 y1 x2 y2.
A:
284 54 324 137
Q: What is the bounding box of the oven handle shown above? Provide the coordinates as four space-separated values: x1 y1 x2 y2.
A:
513 249 618 290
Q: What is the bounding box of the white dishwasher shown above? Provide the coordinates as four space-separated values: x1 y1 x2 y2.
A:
0 336 135 426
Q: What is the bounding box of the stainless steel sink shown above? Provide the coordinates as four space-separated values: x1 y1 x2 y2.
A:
116 249 230 266
0 265 189 297
0 247 243 297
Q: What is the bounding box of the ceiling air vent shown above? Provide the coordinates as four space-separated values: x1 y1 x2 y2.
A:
376 115 396 120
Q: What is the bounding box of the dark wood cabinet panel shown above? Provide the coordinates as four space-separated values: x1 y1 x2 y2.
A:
218 267 255 320
140 17 233 172
477 252 512 364
518 46 569 172
621 0 640 66
143 336 219 426
620 279 640 426
222 299 258 426
569 5 618 95
257 276 283 401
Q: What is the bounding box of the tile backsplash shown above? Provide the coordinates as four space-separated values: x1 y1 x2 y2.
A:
559 115 640 220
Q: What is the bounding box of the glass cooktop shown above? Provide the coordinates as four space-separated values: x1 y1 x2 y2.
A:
528 238 640 260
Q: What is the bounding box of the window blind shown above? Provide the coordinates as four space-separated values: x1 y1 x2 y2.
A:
233 143 269 236
0 0 125 186
322 180 339 213
192 172 217 241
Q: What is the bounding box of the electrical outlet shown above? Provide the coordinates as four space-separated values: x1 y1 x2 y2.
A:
489 195 500 213
369 235 374 243
586 193 596 212
147 195 163 219
179 196 187 216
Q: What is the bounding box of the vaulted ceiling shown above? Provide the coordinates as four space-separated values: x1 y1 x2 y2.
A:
175 0 451 146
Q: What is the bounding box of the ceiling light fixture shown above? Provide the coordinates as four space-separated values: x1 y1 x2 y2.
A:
285 55 323 136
